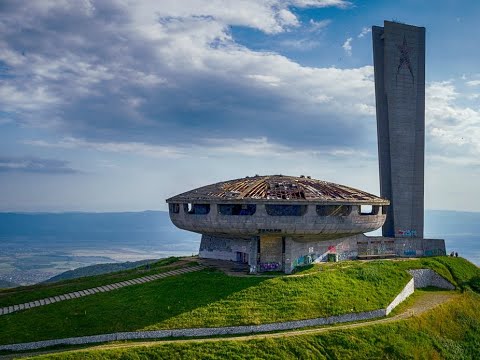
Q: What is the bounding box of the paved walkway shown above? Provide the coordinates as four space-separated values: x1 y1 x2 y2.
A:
0 265 204 316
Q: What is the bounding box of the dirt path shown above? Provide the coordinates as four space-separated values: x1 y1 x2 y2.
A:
4 291 457 359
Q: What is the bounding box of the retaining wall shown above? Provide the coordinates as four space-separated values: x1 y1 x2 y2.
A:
408 269 455 290
386 278 414 315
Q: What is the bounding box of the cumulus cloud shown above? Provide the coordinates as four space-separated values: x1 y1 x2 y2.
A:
308 19 331 32
466 80 480 86
342 37 353 56
0 156 79 174
426 81 480 165
5 0 476 170
0 0 371 151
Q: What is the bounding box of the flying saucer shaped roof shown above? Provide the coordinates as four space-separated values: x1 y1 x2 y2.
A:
166 175 389 205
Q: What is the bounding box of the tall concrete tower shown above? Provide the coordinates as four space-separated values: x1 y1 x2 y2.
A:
372 21 425 239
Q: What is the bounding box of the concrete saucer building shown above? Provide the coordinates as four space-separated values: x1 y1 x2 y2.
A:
166 21 446 273
167 175 389 273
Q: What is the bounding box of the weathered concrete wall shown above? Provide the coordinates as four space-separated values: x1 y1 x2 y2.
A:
199 235 253 263
259 236 283 271
199 234 445 274
170 203 386 239
285 235 445 273
367 236 446 258
408 269 455 290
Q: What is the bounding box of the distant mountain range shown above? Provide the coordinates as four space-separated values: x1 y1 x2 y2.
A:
0 279 18 289
2 209 478 238
0 209 478 288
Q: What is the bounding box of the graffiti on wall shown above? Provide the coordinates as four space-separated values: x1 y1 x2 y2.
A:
337 251 357 261
403 249 416 256
259 262 280 271
293 254 317 267
396 229 417 237
425 249 445 257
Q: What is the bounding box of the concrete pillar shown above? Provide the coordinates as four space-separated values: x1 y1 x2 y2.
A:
283 237 294 274
248 236 259 273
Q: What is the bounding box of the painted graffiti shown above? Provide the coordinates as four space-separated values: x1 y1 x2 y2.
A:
328 245 336 252
396 229 417 237
425 248 445 257
259 262 280 271
293 254 316 267
403 249 416 256
337 251 357 261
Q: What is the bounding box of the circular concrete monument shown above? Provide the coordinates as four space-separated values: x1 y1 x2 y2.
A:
167 175 389 273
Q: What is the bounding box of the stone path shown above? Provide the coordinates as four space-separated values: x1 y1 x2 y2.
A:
0 265 204 317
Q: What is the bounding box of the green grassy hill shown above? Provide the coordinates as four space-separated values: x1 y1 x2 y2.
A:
0 256 479 359
36 291 480 360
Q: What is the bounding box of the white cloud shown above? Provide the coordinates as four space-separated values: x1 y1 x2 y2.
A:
24 138 186 159
25 135 371 161
466 80 480 86
357 27 371 38
0 0 364 137
246 74 282 87
308 19 331 32
342 37 352 56
426 81 480 165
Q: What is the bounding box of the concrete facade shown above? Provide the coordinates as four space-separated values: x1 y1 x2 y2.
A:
171 203 386 240
200 233 446 274
373 21 425 238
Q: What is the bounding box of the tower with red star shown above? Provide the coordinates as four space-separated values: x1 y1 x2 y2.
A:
372 21 425 239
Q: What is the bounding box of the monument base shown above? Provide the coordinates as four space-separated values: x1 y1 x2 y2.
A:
199 234 446 274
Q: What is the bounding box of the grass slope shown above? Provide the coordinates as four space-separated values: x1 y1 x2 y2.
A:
0 262 409 345
0 257 184 308
32 291 480 360
0 257 477 348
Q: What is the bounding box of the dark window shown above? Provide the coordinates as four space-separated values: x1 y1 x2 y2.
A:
183 203 210 215
265 204 307 216
218 204 256 215
169 203 180 214
316 205 351 216
360 205 379 215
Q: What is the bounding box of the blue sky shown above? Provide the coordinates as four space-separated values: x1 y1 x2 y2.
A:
1 0 479 212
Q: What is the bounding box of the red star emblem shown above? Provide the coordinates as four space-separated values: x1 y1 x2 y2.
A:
396 35 414 83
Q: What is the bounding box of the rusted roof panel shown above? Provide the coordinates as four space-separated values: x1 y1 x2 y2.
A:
166 175 389 204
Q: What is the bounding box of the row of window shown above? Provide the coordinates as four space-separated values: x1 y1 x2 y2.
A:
169 203 384 216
